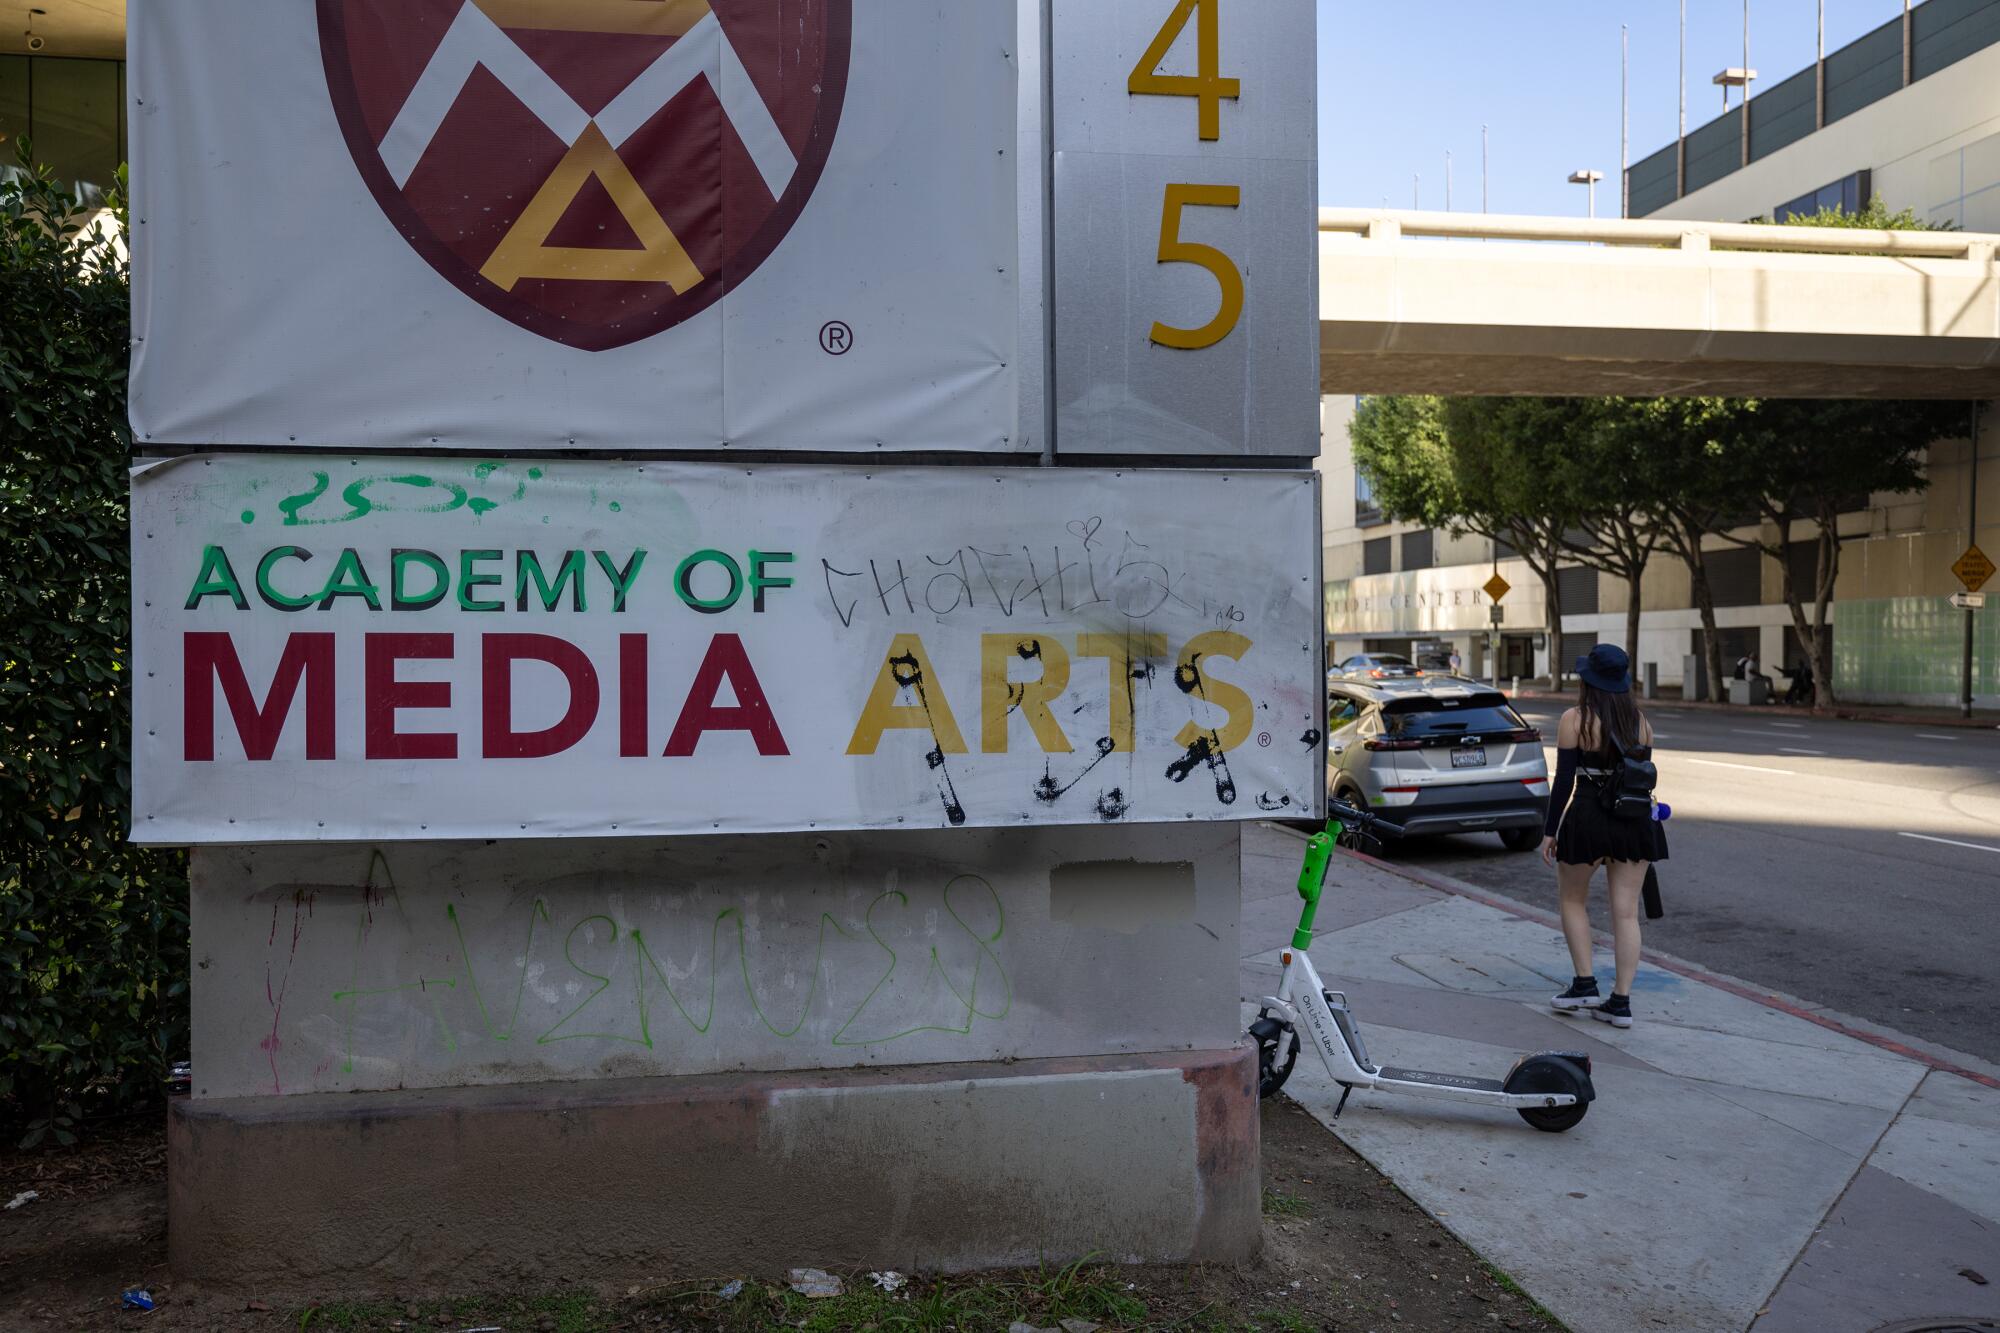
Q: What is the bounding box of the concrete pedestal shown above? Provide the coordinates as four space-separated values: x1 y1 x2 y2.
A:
168 1045 1259 1288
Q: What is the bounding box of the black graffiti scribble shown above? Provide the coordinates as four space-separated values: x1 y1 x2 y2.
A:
1033 736 1117 804
1256 792 1294 811
890 649 966 827
1094 788 1130 821
1300 728 1323 748
1166 652 1237 805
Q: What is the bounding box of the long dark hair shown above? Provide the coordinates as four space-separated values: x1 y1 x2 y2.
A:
1577 679 1643 754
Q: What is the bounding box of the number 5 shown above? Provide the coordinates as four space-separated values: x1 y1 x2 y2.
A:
1150 184 1242 350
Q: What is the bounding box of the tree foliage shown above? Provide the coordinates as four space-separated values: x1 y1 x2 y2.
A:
1709 397 1962 706
1349 389 1963 705
1 149 189 1146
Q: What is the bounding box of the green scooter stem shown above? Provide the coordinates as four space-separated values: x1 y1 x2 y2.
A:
1292 830 1335 950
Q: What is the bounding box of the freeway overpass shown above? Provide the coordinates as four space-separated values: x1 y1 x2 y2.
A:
1318 209 2000 399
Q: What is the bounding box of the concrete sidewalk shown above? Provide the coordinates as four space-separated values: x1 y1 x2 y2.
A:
1239 823 2000 1333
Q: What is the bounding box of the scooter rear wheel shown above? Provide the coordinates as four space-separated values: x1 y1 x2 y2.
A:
1505 1053 1593 1132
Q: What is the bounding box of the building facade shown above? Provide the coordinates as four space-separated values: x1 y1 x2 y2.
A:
1319 0 2000 707
1 6 124 204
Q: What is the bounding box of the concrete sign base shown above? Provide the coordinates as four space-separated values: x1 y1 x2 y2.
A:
167 1045 1260 1287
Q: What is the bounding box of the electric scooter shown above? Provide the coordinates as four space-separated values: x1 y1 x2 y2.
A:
1249 800 1597 1132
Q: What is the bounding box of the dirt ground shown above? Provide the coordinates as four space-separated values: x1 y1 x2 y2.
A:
0 1097 1563 1332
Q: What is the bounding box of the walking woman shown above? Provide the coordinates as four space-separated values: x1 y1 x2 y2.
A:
1540 644 1667 1028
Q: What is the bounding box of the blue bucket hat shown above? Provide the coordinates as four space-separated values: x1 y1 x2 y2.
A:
1576 643 1631 694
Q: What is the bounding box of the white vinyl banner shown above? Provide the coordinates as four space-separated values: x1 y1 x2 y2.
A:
132 457 1325 842
127 0 1019 453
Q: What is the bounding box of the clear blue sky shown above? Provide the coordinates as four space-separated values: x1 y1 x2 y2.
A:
1317 0 1910 215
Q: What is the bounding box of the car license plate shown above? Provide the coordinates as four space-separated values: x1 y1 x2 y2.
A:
1451 746 1487 769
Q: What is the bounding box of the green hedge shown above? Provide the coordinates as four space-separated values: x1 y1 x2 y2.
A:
1 153 188 1146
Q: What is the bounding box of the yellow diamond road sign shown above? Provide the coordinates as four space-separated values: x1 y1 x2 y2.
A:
1954 545 1995 593
1483 573 1511 602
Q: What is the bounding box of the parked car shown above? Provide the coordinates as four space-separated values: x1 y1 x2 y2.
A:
1330 652 1423 681
1325 680 1548 851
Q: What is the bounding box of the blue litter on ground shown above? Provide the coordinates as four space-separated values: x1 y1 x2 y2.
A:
120 1289 155 1312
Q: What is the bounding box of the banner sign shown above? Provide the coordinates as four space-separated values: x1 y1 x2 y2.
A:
132 457 1324 842
128 1 1018 453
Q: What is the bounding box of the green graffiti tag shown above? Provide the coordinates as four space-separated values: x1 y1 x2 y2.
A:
833 876 1010 1046
330 850 461 1072
267 464 543 526
324 858 1012 1076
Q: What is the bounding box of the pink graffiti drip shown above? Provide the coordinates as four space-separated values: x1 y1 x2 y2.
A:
259 891 310 1095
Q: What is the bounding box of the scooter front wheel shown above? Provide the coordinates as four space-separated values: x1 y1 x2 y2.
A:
1250 1011 1299 1099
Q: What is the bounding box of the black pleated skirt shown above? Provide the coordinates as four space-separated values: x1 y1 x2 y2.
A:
1554 782 1669 866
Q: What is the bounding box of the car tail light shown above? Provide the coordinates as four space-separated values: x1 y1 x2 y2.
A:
1498 727 1542 743
1363 738 1423 751
1368 669 1386 679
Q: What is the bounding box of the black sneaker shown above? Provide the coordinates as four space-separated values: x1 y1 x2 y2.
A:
1591 994 1634 1029
1550 976 1601 1012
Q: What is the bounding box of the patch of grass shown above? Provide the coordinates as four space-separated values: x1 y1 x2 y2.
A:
631 1257 1149 1332
1482 1261 1569 1329
296 1289 600 1332
1260 1188 1312 1218
294 1300 400 1330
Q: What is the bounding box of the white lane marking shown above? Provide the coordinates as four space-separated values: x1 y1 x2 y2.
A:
1769 722 1805 729
1916 734 1963 742
1899 831 2000 855
1730 727 1799 737
1686 757 1796 776
1778 747 1826 756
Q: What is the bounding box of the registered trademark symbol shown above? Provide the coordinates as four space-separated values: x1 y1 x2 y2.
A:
819 320 853 355
1256 731 1272 748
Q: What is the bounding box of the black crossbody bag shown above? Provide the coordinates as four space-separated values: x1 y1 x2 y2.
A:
1597 731 1658 821
1599 728 1667 918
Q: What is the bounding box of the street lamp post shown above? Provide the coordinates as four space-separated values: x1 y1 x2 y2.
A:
1567 169 1605 219
1621 24 1629 217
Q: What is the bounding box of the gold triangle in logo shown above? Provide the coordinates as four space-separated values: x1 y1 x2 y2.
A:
480 122 703 294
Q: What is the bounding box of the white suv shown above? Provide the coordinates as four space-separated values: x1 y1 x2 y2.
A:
1326 680 1550 851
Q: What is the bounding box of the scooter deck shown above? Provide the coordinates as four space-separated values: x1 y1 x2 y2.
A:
1374 1067 1506 1093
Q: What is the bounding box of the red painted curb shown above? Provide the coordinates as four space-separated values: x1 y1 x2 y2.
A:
1337 846 2000 1094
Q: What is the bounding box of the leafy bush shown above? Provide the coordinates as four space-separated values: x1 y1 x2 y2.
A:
1 147 189 1145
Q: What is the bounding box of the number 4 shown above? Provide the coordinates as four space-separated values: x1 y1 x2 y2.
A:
1127 0 1240 141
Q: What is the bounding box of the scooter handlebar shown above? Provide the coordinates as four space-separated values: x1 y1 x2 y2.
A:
1326 797 1388 831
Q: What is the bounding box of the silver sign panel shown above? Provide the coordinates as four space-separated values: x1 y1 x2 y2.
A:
1051 0 1319 459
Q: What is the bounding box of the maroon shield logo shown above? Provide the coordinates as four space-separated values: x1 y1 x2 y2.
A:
317 0 850 350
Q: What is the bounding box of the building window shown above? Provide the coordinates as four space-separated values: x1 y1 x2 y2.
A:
1707 545 1763 608
1556 566 1599 617
0 56 127 201
1355 468 1382 526
1362 537 1392 576
1400 529 1434 571
1775 170 1871 222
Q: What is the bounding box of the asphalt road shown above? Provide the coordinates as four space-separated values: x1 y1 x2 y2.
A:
1378 698 2000 1064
